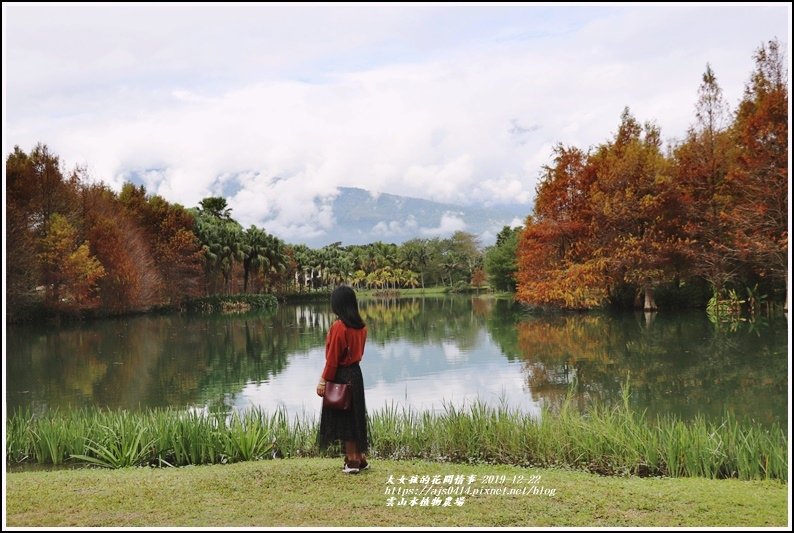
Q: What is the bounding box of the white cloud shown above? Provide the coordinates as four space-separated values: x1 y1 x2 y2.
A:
442 341 467 363
3 4 789 241
421 212 467 237
372 215 418 237
476 176 534 205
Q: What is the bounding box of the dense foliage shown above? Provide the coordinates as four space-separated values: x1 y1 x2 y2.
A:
517 40 787 310
5 150 490 320
484 226 521 292
6 148 207 320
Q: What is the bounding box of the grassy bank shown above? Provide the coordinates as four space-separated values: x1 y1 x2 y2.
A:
181 293 278 313
5 458 788 527
279 286 513 304
8 397 787 480
282 286 453 303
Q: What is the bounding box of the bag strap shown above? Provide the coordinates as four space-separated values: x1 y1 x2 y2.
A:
340 325 351 383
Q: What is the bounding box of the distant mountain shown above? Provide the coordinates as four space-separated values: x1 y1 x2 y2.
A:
123 169 529 248
303 187 529 248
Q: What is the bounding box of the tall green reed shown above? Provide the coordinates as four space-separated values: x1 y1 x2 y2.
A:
7 396 787 481
70 411 154 469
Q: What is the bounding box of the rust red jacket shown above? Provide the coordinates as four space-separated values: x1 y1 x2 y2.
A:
322 319 367 382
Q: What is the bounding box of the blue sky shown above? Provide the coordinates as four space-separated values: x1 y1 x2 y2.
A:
3 3 791 241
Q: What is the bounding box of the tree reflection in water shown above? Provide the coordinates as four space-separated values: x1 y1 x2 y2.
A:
6 297 787 426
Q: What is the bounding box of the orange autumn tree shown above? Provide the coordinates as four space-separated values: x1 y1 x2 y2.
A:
6 144 81 317
517 110 689 310
38 213 105 312
674 64 738 295
517 144 607 309
586 109 689 310
726 39 788 301
82 183 163 313
118 183 204 305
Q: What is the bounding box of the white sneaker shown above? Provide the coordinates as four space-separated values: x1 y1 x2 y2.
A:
342 461 360 474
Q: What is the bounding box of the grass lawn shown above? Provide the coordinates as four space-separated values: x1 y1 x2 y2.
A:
5 458 788 527
357 286 449 297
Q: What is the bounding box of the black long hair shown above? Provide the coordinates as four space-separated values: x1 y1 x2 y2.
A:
331 286 365 329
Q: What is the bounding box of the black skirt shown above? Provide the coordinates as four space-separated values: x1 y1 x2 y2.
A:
318 363 369 452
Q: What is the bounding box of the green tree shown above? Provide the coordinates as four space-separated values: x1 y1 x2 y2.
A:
198 197 232 220
400 239 433 289
289 244 312 292
258 233 288 293
242 226 272 293
450 231 481 281
194 200 244 295
484 226 522 291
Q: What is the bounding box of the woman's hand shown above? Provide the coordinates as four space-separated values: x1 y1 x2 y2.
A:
316 380 326 397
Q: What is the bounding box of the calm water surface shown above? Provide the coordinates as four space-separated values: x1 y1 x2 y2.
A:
6 296 788 425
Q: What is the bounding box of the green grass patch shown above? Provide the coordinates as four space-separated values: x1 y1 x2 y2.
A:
354 286 451 298
5 458 787 527
181 293 278 313
280 286 477 302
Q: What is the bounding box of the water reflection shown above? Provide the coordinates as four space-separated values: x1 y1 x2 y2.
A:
513 311 788 425
6 297 787 425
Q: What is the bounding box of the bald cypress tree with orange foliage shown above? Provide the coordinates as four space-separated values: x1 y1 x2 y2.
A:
673 64 738 295
37 213 105 315
518 39 788 312
6 144 83 318
518 110 690 310
726 39 788 302
118 183 204 305
82 183 163 313
6 147 40 318
586 110 689 310
516 144 607 309
670 40 788 308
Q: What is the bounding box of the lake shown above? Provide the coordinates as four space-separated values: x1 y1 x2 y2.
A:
5 296 788 425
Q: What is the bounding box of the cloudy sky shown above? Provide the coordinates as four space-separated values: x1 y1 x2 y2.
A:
3 3 790 242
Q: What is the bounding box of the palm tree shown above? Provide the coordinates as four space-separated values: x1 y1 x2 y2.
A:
262 233 288 292
215 221 243 293
290 244 311 292
401 239 432 289
194 207 243 294
352 270 367 288
198 196 232 220
242 226 269 293
403 270 420 288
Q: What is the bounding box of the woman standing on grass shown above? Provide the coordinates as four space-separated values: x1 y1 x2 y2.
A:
316 285 369 474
